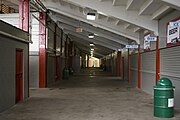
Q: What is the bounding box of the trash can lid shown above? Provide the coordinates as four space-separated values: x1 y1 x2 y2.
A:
155 78 174 88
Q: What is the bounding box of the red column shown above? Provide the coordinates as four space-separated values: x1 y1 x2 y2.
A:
19 0 29 96
122 57 124 80
39 12 47 88
19 0 29 31
54 24 60 81
65 35 68 67
128 49 130 83
156 36 160 84
60 30 63 56
138 45 141 88
68 41 73 67
116 51 121 76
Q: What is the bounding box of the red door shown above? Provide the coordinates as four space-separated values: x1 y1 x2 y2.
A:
16 49 23 103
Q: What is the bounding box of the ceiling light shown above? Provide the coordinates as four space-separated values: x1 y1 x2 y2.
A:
87 13 96 20
90 43 94 46
91 48 94 51
88 34 94 38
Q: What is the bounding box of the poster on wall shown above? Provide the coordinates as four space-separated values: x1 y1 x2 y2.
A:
144 34 150 51
167 19 180 47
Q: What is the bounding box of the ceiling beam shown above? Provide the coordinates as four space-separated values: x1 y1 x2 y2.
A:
126 0 134 10
113 0 126 6
42 0 144 43
58 22 123 48
138 0 154 15
53 14 129 45
151 5 171 20
64 29 118 51
58 0 158 33
161 0 180 11
70 35 113 54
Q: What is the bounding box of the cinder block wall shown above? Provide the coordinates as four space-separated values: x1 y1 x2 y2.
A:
0 31 28 112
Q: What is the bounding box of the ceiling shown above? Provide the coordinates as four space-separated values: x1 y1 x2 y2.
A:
2 0 180 58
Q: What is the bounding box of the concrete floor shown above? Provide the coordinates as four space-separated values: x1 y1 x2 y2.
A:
0 68 180 120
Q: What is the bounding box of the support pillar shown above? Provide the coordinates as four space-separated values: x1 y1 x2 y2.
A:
39 12 47 88
156 36 160 84
68 41 73 68
65 35 68 67
128 49 130 83
116 51 121 76
19 0 29 96
138 45 141 88
122 57 124 80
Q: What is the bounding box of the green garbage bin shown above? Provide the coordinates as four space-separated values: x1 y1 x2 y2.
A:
63 67 69 80
154 78 175 118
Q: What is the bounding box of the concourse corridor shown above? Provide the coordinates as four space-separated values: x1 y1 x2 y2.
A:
0 68 180 120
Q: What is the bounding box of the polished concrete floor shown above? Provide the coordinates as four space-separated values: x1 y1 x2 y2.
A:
0 68 180 120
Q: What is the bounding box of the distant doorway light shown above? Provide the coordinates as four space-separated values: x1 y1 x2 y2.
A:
76 27 83 32
87 13 96 20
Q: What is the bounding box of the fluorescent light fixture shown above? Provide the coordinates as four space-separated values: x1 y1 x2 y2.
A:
118 49 122 51
91 48 94 51
88 34 94 38
87 13 96 20
90 43 94 46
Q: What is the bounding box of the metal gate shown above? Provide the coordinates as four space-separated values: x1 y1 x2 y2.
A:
130 54 138 87
160 46 180 108
141 51 156 95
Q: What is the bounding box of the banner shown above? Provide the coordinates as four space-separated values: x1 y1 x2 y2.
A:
167 19 180 47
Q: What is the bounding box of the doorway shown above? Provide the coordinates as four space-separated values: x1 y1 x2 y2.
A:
16 49 23 103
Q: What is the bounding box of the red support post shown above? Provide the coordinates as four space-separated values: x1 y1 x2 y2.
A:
156 36 160 84
65 35 68 67
54 24 58 80
128 49 130 83
19 0 29 32
122 57 124 80
39 12 47 88
60 30 63 56
138 45 141 88
19 0 29 97
116 51 121 76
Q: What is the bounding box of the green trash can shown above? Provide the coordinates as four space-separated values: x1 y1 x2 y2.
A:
154 78 175 118
63 67 69 80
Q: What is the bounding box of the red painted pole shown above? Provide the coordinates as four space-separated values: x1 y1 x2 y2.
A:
138 45 141 88
39 12 47 88
54 24 58 81
117 51 121 76
60 30 63 56
156 36 160 84
122 57 124 80
19 0 29 97
65 35 68 67
19 0 29 32
128 49 130 83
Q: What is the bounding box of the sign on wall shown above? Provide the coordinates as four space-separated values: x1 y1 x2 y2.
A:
144 34 150 51
125 45 139 49
167 19 180 47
